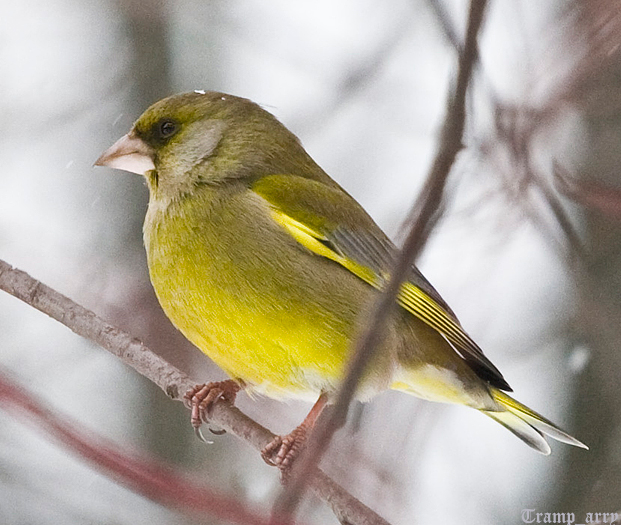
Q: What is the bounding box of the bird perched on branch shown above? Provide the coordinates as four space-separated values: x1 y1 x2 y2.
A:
96 90 586 469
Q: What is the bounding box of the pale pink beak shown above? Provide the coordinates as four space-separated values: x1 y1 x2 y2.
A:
95 132 156 175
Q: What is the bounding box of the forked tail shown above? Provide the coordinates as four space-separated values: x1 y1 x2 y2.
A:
483 389 588 455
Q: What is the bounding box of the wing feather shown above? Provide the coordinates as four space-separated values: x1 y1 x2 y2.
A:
253 175 511 391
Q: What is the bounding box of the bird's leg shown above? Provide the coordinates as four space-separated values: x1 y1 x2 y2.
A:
184 380 242 440
261 392 329 475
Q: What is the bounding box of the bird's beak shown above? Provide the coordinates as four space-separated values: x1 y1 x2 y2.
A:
94 132 156 175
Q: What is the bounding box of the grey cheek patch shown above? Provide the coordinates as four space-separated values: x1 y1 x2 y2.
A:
175 120 225 174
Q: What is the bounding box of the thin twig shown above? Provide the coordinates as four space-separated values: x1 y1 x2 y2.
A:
0 259 390 525
427 0 462 51
536 173 586 262
273 0 488 520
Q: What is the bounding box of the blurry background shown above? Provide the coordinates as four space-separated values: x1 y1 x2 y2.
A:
1 1 619 524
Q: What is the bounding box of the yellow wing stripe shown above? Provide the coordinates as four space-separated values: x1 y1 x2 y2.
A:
271 210 378 285
398 283 475 350
271 209 475 351
272 211 339 261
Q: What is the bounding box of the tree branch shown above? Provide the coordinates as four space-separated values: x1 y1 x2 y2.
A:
0 258 390 525
274 0 488 519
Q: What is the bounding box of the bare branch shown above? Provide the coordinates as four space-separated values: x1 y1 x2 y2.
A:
274 0 488 519
0 258 390 525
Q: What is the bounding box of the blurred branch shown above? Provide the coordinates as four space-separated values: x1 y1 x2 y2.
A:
536 171 586 261
0 259 390 525
429 2 610 265
0 370 273 525
427 0 462 51
473 2 621 261
274 0 488 520
485 101 587 262
555 163 621 221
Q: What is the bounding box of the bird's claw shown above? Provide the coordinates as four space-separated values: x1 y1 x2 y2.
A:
261 426 309 479
184 380 241 439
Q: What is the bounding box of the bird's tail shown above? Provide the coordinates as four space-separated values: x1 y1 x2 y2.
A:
482 388 588 455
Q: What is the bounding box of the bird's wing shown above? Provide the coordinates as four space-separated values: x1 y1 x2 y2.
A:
251 174 511 391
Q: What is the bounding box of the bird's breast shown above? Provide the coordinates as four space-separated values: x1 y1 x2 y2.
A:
142 186 391 399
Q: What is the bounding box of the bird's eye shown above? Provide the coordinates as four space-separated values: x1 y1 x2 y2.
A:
157 119 178 140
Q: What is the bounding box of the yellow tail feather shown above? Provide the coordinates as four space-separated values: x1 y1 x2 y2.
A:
483 389 588 455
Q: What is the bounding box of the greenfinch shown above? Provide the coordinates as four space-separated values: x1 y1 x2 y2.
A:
96 91 586 466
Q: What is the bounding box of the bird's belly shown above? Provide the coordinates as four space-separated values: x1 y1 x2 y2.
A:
147 243 361 399
178 292 353 400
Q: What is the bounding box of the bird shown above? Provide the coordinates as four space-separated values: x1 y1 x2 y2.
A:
95 90 587 468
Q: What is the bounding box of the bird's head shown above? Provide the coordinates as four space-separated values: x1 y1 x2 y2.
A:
95 91 322 200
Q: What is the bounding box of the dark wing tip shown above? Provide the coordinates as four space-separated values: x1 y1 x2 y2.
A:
465 356 513 392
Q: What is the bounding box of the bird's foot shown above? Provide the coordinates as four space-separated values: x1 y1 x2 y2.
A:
184 380 241 440
261 393 328 480
261 424 309 479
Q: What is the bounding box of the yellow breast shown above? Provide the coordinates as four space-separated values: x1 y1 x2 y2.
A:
143 185 384 399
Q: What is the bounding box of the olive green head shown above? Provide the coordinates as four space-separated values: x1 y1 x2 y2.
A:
95 91 331 200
